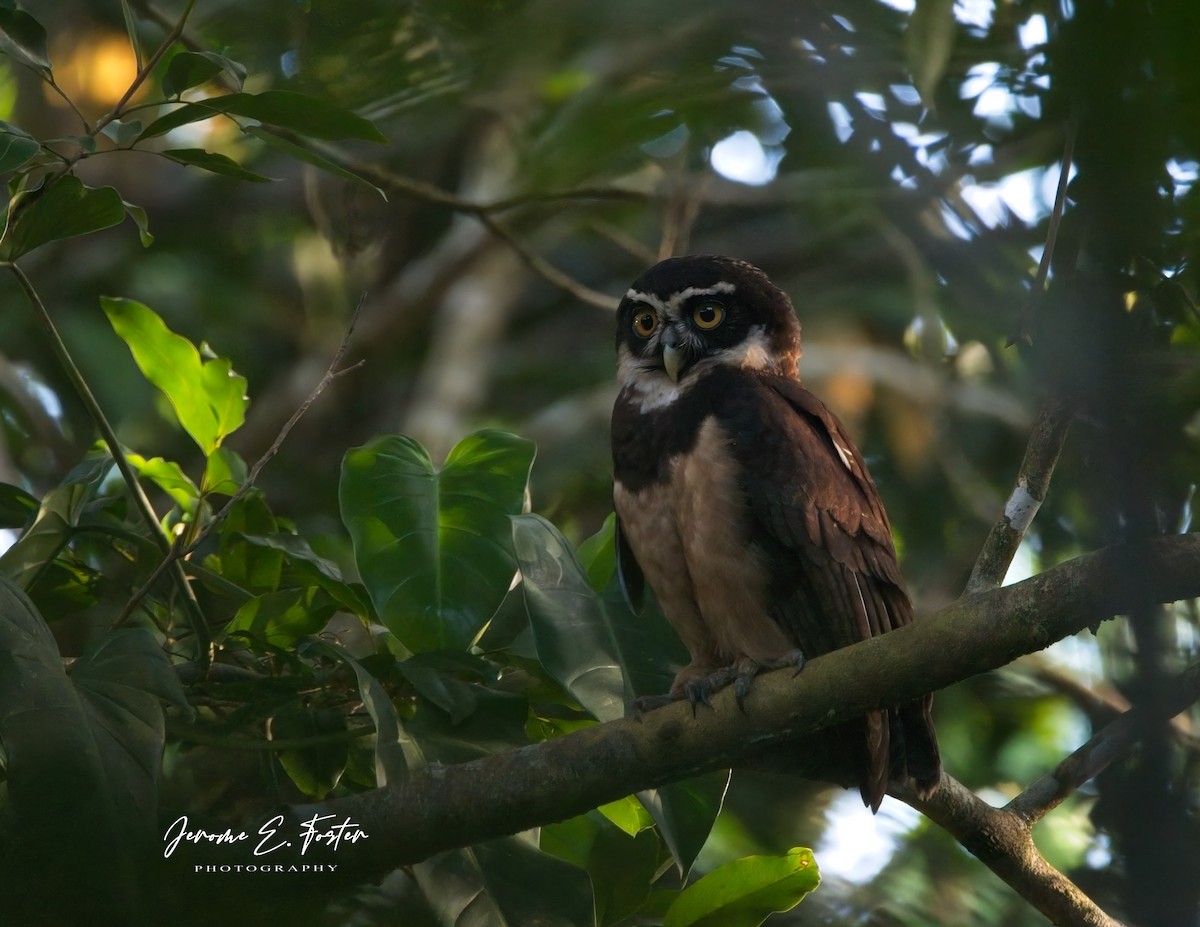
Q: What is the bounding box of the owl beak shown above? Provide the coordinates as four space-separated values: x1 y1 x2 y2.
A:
662 344 684 382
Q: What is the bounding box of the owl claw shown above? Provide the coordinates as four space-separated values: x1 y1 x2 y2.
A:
625 694 675 719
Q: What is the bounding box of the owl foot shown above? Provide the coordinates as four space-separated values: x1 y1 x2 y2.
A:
725 650 805 708
625 694 676 719
627 650 805 719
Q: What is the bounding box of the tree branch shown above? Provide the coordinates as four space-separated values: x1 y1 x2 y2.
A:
965 402 1073 593
167 532 1200 927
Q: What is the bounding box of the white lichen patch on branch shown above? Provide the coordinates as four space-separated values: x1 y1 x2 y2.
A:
1004 478 1041 536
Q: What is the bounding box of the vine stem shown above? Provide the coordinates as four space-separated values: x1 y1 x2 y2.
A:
6 261 211 663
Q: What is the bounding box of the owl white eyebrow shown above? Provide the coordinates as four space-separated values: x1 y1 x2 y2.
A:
625 282 736 317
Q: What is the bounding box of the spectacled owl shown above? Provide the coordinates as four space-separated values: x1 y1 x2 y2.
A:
610 254 940 811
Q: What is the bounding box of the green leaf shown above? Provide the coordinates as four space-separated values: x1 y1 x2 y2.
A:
225 587 336 648
202 445 246 496
641 771 732 879
162 50 245 97
0 125 40 173
396 651 488 724
906 0 957 110
0 481 38 528
99 118 142 148
246 126 386 199
238 531 375 619
415 839 594 927
272 702 348 799
664 847 820 927
121 199 153 246
339 430 535 652
0 7 50 72
117 0 142 71
300 639 419 785
2 175 126 259
577 511 618 591
0 578 178 910
514 512 627 722
127 453 200 515
597 794 655 837
0 454 112 589
140 90 387 143
101 297 249 456
160 148 274 183
541 811 664 925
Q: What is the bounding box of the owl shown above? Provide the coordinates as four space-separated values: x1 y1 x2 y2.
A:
610 254 940 810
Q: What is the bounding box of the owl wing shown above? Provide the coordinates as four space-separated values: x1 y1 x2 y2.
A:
745 377 913 648
738 377 928 811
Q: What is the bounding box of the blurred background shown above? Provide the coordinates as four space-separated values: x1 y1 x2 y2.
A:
2 0 1198 923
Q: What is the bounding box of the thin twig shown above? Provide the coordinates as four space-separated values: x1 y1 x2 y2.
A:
964 402 1073 594
112 297 367 630
93 0 198 138
475 211 617 309
1009 116 1078 347
166 720 376 751
6 262 212 662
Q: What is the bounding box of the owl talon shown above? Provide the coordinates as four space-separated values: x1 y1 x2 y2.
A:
626 695 675 719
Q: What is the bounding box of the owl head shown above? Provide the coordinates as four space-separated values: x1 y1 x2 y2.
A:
615 255 802 387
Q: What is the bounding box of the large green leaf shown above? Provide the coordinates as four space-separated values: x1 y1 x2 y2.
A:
2 175 125 259
102 297 248 456
0 576 179 912
664 848 820 927
415 838 594 927
139 89 386 142
339 431 535 652
514 513 627 722
541 811 665 926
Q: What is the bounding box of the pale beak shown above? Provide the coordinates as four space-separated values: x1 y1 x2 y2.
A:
663 344 683 382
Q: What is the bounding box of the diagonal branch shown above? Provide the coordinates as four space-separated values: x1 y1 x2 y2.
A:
1008 659 1200 826
965 401 1073 593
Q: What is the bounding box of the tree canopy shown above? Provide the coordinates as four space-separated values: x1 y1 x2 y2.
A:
1 1 1198 926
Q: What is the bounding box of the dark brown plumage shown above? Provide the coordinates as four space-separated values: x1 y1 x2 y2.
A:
610 254 940 811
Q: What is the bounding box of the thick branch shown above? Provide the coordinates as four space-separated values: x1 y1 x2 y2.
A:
167 534 1200 900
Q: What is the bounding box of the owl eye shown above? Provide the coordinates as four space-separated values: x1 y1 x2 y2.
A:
632 309 659 338
691 301 726 330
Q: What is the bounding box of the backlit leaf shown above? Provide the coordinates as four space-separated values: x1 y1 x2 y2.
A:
101 297 249 456
664 847 820 927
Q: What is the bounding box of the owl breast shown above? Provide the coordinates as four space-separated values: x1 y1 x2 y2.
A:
613 415 793 691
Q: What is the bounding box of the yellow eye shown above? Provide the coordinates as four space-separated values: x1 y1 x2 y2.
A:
632 310 658 338
692 301 726 330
